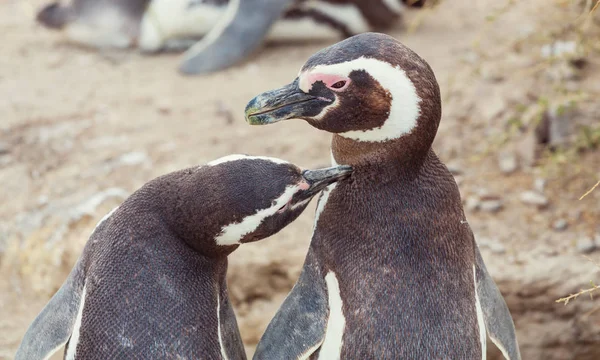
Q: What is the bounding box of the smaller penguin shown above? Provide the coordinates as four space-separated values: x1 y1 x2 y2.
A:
15 154 351 360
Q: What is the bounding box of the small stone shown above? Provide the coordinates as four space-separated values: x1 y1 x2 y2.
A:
480 200 503 213
545 104 573 148
520 191 549 207
516 130 538 167
216 101 235 125
541 41 578 59
576 237 596 254
0 155 12 167
117 151 150 166
156 100 172 115
489 242 506 254
446 161 462 175
0 141 9 155
552 219 568 231
534 178 547 193
477 237 491 248
37 195 49 206
498 151 518 174
465 196 480 211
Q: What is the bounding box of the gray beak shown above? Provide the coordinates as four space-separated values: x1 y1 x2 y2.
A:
292 165 352 203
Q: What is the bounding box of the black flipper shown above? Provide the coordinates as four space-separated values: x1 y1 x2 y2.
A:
474 246 522 360
178 0 295 75
14 258 86 360
253 249 328 359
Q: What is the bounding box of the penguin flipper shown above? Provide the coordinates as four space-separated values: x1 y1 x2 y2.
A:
178 0 295 75
253 250 328 359
15 258 86 360
474 247 522 360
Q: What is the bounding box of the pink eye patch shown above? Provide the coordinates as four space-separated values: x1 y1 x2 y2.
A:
301 73 351 92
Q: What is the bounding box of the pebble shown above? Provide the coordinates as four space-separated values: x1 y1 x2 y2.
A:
156 100 172 115
216 101 235 125
37 195 49 206
116 151 150 166
498 151 518 174
465 196 480 211
446 161 463 175
489 242 506 254
480 200 503 213
0 141 9 155
552 219 568 231
541 40 577 59
520 191 549 207
576 236 596 254
534 178 547 193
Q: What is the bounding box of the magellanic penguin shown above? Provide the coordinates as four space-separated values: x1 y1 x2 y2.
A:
15 154 351 360
35 0 427 73
244 33 522 359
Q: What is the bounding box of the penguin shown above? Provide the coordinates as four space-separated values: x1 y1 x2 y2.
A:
35 0 428 73
244 33 521 359
15 154 352 360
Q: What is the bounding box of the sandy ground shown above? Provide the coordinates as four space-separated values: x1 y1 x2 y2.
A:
1 0 599 359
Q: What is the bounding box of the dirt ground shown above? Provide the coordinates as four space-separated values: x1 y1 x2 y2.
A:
1 0 599 359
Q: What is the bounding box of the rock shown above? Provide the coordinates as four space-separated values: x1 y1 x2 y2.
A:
520 191 549 207
216 101 235 125
0 155 12 167
489 242 506 254
480 199 503 213
516 130 538 167
545 104 573 148
156 100 172 115
37 195 49 206
553 219 568 231
541 41 578 59
465 196 480 211
498 151 518 174
0 141 9 155
534 178 547 194
115 151 150 167
446 161 462 175
576 236 595 254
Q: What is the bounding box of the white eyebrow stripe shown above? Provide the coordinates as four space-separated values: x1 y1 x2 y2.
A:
214 183 302 245
298 57 422 142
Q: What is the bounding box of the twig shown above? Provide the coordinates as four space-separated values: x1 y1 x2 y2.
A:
580 180 600 200
556 284 600 305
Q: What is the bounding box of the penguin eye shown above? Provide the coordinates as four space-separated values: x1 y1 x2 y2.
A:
330 81 347 89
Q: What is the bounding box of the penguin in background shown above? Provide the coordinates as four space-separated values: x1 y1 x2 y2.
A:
35 0 430 74
15 154 351 360
245 33 521 359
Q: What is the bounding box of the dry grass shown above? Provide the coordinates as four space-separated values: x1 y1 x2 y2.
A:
579 180 600 200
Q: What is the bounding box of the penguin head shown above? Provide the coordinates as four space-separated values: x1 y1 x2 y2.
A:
245 33 441 166
174 155 351 256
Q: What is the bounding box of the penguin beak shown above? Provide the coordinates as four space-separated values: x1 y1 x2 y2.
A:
245 79 330 125
291 165 352 203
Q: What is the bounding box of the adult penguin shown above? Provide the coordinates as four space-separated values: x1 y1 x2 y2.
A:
179 0 429 74
15 154 351 360
34 0 429 73
245 33 521 359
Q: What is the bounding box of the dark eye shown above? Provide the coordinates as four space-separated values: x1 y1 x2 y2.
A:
331 81 347 89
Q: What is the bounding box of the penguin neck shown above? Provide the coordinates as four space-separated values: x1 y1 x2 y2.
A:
331 134 431 180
